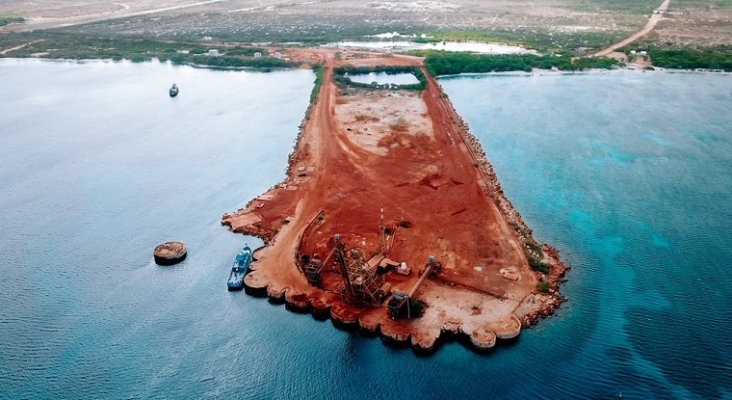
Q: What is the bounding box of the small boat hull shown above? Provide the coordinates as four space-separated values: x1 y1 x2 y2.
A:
227 246 252 291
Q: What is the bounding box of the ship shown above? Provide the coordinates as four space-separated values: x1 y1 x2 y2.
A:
169 83 179 97
227 245 252 291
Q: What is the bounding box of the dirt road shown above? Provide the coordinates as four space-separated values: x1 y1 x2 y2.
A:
8 0 236 32
222 50 567 350
590 0 672 57
0 41 37 55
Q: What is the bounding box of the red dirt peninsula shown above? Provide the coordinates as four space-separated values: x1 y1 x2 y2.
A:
222 50 568 352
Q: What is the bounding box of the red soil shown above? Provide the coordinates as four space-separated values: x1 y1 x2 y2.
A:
222 50 568 351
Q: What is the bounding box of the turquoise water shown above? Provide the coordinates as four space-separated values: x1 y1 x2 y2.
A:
441 71 732 399
1 60 731 399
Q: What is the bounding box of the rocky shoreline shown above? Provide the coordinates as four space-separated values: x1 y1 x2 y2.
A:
435 77 570 328
223 58 571 353
241 252 523 353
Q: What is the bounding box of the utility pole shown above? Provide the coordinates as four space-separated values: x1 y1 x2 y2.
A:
379 207 386 254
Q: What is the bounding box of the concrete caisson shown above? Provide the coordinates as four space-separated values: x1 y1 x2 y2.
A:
153 242 187 265
470 327 497 351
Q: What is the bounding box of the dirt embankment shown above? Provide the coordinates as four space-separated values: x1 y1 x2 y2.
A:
222 50 568 352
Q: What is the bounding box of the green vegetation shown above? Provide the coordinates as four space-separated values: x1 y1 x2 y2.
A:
0 32 296 70
620 41 732 71
7 29 731 74
411 36 436 44
304 63 325 120
333 65 427 91
420 51 618 76
1 32 185 61
510 222 525 235
310 63 325 104
525 241 544 259
0 33 28 50
536 280 552 293
188 46 207 55
526 241 551 275
408 298 425 317
402 29 628 55
406 31 513 45
570 0 658 14
509 222 552 275
529 258 551 275
647 47 732 71
224 46 268 56
0 17 24 27
187 55 296 69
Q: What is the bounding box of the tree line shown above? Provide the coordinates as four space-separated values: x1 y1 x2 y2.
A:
420 51 618 76
648 48 732 72
333 65 427 91
0 17 24 27
0 32 297 70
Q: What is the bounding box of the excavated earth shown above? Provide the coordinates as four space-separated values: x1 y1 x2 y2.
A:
222 51 568 352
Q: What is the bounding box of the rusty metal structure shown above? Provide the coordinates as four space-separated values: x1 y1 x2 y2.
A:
388 255 443 318
340 247 383 306
303 234 383 307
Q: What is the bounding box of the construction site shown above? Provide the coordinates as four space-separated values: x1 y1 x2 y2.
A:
222 50 568 352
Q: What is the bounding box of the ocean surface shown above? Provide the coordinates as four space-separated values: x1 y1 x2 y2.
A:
1 60 731 400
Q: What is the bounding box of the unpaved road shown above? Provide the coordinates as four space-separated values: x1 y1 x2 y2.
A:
590 0 672 57
0 42 33 55
221 50 564 350
8 0 236 31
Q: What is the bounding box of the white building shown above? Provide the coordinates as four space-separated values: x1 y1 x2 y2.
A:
208 49 219 57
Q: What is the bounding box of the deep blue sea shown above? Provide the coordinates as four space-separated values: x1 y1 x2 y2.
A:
1 60 731 399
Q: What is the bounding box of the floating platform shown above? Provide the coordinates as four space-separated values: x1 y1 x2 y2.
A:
154 242 187 265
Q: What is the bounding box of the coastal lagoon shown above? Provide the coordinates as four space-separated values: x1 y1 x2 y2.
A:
347 72 419 85
1 60 731 399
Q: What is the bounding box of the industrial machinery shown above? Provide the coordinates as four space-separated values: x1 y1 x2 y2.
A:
303 234 383 306
304 235 346 287
387 255 443 318
301 207 405 307
341 247 383 306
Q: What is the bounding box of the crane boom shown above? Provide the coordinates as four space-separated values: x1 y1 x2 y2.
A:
408 264 431 298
